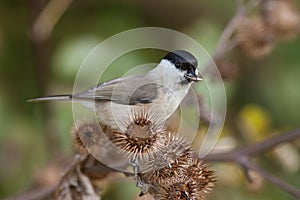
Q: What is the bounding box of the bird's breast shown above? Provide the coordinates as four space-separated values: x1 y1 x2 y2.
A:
95 85 190 131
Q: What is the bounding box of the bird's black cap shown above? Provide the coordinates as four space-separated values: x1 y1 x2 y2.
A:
163 50 198 71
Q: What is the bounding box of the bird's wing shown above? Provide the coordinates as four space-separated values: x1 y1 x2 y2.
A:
73 74 160 105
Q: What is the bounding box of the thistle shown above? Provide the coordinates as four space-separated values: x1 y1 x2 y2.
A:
236 16 274 59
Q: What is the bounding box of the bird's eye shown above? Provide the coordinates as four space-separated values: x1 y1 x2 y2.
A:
175 62 181 68
181 63 188 71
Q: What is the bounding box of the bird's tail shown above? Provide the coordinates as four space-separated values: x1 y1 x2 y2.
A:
27 95 72 103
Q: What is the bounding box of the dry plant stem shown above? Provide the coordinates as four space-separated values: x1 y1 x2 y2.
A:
244 159 300 198
28 0 73 89
204 128 300 199
206 0 245 71
212 5 242 60
200 0 264 124
204 128 300 161
204 0 263 75
27 0 73 156
27 0 56 156
33 0 74 42
198 1 245 124
7 155 120 200
59 154 87 182
83 163 132 177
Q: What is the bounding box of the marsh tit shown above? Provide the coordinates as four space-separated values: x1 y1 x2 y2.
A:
29 50 202 130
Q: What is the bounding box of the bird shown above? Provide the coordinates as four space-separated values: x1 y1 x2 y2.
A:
29 50 202 131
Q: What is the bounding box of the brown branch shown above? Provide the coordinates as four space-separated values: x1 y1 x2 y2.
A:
204 128 300 198
27 0 56 157
204 128 300 162
212 4 243 61
27 0 74 156
203 0 245 77
7 155 119 200
239 128 300 156
244 160 300 198
32 0 73 43
203 0 263 77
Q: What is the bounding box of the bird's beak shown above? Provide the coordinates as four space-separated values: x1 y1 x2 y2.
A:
184 71 202 82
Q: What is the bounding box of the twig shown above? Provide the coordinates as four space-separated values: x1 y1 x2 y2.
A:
27 0 55 157
203 0 245 77
204 128 300 162
27 0 74 156
204 128 300 199
7 155 119 200
239 128 300 156
212 7 242 60
32 0 74 43
203 0 263 76
244 160 300 198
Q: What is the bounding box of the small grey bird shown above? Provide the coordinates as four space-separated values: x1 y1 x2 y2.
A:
29 50 202 131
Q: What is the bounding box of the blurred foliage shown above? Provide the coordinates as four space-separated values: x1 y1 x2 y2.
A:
0 0 300 199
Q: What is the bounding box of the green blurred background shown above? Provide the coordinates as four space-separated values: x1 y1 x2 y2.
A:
0 0 300 199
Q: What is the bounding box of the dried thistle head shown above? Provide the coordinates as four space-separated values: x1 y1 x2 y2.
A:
126 108 165 136
70 109 216 199
70 120 126 169
236 16 274 59
71 120 102 155
140 157 216 199
110 130 161 162
137 133 215 199
186 158 216 195
109 109 167 171
158 132 194 166
139 132 193 186
154 177 204 200
262 0 300 39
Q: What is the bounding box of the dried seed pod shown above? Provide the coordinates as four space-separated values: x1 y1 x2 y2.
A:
72 108 217 199
186 158 216 195
143 157 216 199
71 120 127 170
125 108 165 136
262 0 300 39
139 132 193 186
157 132 194 169
110 110 160 154
110 129 162 163
235 16 274 59
71 120 101 155
154 176 204 200
138 156 185 188
108 109 170 173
